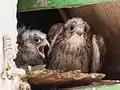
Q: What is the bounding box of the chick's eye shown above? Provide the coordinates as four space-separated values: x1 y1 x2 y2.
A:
84 27 87 32
70 26 74 31
34 38 41 43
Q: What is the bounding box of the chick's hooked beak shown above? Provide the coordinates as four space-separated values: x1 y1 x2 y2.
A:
37 40 50 58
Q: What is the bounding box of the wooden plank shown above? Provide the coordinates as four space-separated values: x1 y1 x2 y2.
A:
17 0 119 12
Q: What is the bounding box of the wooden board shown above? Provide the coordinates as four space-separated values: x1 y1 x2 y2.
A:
17 0 119 12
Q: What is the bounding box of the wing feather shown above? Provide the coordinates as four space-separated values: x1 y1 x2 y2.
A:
91 34 106 72
47 23 64 56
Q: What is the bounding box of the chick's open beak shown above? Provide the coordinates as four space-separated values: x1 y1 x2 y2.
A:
37 40 50 58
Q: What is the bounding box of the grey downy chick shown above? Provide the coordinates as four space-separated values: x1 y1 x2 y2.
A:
14 27 50 71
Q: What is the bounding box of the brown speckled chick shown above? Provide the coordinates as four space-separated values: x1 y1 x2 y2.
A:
47 17 106 73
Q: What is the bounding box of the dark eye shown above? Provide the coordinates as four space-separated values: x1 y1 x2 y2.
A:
70 26 74 31
84 25 90 33
84 27 87 32
34 38 41 43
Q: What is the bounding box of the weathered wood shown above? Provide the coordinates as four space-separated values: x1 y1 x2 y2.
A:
64 2 120 79
17 0 119 12
58 80 120 90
